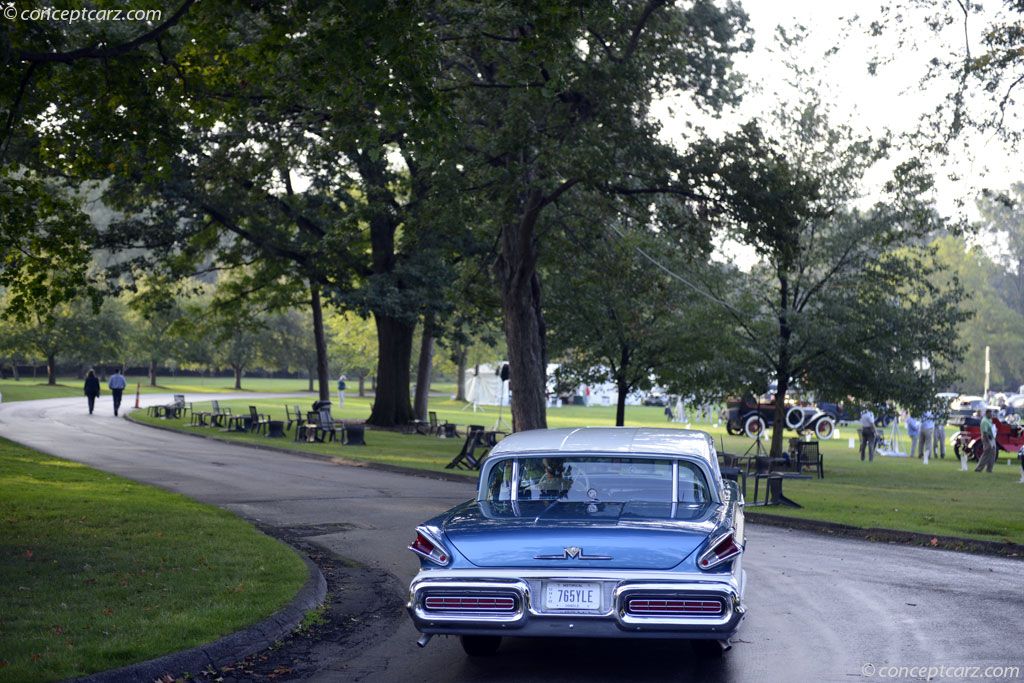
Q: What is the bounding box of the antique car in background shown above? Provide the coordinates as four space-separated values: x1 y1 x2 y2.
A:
950 410 1024 460
406 427 746 657
726 396 835 439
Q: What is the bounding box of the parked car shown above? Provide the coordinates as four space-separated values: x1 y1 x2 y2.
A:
406 427 747 657
725 397 835 440
643 393 668 406
952 412 1024 460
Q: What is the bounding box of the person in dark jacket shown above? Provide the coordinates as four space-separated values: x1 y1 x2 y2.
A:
83 369 100 414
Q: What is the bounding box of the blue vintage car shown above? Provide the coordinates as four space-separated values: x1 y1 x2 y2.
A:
407 427 747 657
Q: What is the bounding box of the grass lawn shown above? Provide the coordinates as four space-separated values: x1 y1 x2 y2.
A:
0 376 318 403
0 438 308 682
138 396 1024 545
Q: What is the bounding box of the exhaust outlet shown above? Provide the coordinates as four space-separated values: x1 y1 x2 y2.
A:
417 633 433 648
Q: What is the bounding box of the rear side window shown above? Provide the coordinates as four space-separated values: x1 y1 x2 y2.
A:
678 460 711 503
485 459 513 501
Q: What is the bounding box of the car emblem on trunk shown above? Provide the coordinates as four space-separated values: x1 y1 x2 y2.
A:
534 546 613 560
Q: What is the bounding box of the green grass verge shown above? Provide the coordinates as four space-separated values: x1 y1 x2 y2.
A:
0 376 318 403
139 397 1024 545
0 437 308 682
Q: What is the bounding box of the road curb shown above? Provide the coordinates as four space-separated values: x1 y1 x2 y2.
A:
70 547 327 683
127 413 1023 558
745 511 1024 557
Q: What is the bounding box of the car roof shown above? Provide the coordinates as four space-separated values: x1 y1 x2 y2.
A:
489 427 714 461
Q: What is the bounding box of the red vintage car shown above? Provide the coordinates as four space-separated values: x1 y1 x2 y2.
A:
951 413 1024 460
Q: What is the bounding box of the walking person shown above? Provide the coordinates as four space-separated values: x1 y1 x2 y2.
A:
919 412 935 463
975 409 998 473
83 369 100 415
859 409 877 462
906 413 920 460
108 369 127 416
337 374 346 410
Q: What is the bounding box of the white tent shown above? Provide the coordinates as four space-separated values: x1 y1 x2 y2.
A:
463 363 509 406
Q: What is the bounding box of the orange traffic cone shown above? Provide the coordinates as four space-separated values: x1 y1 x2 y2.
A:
134 381 141 409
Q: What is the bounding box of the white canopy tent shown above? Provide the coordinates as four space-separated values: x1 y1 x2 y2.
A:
463 363 509 406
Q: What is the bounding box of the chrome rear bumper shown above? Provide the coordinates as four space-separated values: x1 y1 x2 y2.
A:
407 569 745 640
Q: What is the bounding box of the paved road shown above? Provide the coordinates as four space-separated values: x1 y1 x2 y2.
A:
1 396 1022 682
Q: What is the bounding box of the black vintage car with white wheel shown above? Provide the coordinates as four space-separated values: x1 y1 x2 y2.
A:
726 398 834 440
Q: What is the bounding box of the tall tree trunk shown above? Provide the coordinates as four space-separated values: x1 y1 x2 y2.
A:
310 281 330 401
47 353 56 385
361 159 416 426
455 345 467 402
233 365 243 390
149 359 157 387
494 191 548 432
616 380 628 427
307 365 315 392
413 315 435 421
367 314 416 426
770 277 793 459
771 374 791 459
9 363 19 381
358 374 365 396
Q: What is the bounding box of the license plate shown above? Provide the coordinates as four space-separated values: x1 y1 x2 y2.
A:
545 582 601 610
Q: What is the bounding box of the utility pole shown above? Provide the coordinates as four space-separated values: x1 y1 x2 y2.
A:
984 345 990 399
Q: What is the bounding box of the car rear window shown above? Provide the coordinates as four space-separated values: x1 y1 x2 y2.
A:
484 456 710 503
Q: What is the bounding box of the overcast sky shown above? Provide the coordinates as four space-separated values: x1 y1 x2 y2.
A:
655 0 1017 228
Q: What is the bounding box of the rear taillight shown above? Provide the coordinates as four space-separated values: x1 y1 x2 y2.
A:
423 595 517 613
697 531 742 570
409 527 451 566
626 598 724 616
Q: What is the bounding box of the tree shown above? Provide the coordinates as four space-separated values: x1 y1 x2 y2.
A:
927 235 1024 393
692 101 970 457
1 1 198 320
977 183 1024 317
263 310 320 392
0 293 123 384
326 312 377 398
124 275 191 386
53 2 453 426
440 0 751 431
546 220 707 425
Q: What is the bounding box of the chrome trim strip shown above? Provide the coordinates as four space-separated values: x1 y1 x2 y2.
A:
412 567 739 585
671 460 679 503
533 546 613 561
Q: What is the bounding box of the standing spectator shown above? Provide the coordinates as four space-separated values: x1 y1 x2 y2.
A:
919 412 934 462
905 413 920 461
975 409 998 473
933 409 947 459
859 409 877 462
83 369 100 415
664 404 673 421
337 374 346 410
108 369 127 416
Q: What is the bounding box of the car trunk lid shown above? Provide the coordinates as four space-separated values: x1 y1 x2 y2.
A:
444 500 720 570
